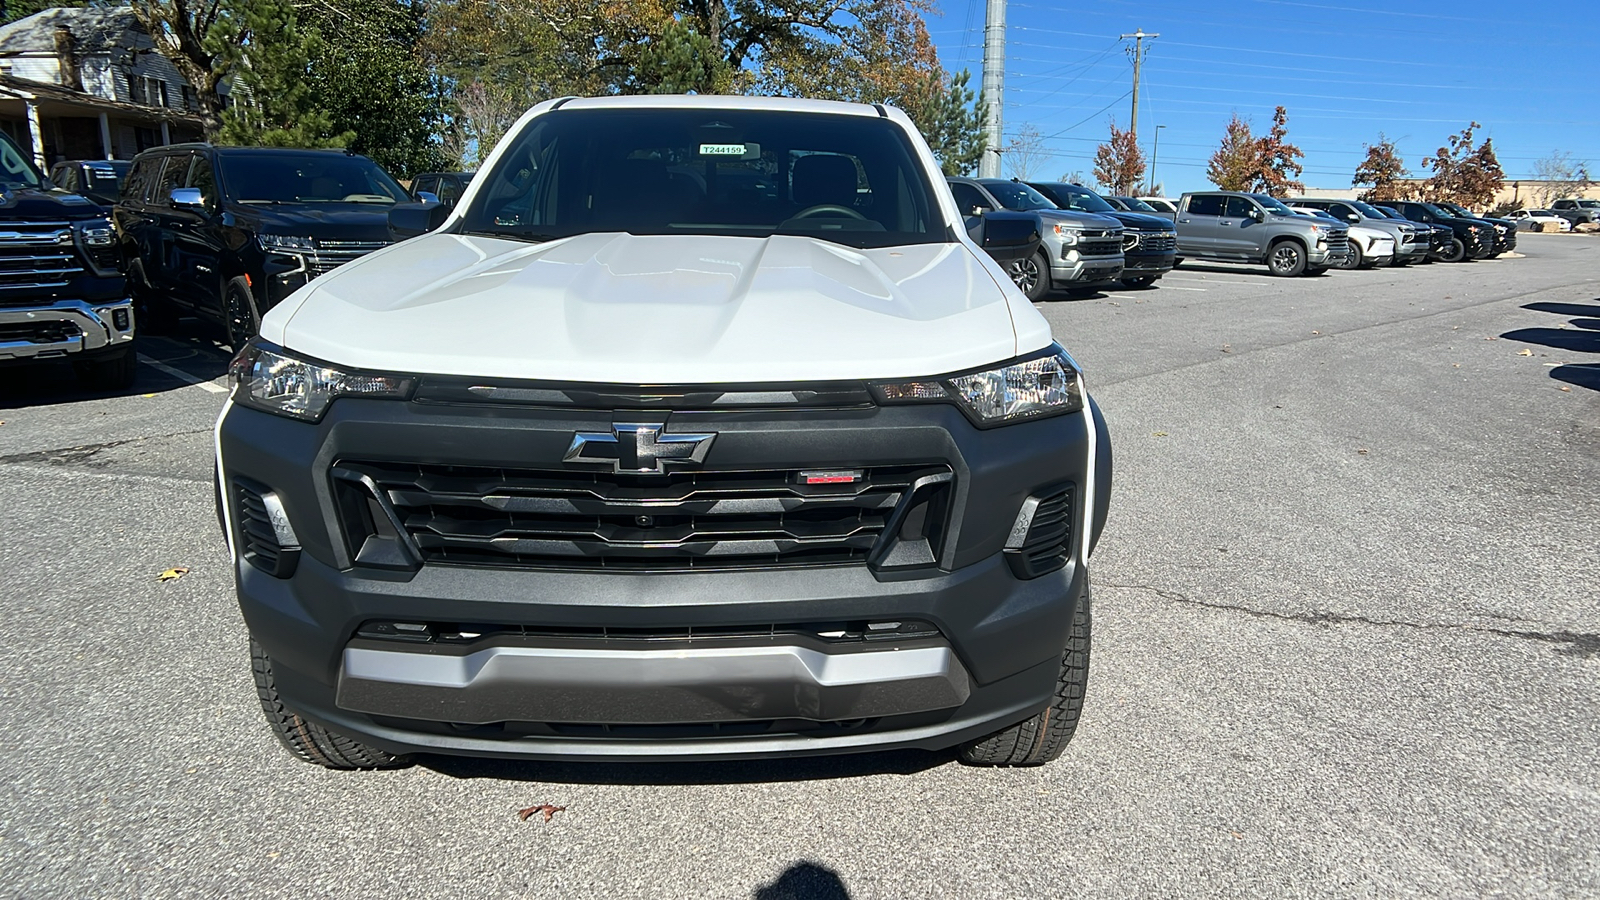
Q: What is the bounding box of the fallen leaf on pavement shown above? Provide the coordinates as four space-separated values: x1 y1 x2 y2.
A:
519 804 566 823
1357 449 1369 455
1560 386 1572 392
1221 344 1233 353
1484 336 1497 341
1517 348 1533 356
1311 331 1320 335
156 567 190 582
1152 431 1168 437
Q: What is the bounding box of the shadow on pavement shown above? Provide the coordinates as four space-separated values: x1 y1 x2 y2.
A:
420 747 954 786
1551 364 1600 393
753 861 852 900
1570 318 1600 332
1522 301 1600 318
1499 328 1600 354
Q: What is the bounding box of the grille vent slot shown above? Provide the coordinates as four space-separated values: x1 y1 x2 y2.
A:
234 479 300 577
1004 483 1075 579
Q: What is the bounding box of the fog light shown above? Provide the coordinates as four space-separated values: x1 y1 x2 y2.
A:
112 308 130 331
356 621 434 642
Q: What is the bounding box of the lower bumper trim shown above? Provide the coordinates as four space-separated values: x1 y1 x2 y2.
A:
337 639 972 725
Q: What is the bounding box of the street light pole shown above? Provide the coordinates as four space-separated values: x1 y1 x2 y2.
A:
1148 125 1165 196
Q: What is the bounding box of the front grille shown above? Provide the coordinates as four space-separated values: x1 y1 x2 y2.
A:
308 240 389 276
1324 230 1350 255
1078 229 1123 257
0 320 79 344
1132 231 1175 253
356 619 945 646
0 221 82 290
334 460 953 571
1006 484 1074 579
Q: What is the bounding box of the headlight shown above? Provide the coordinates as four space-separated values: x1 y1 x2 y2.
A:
872 347 1084 427
1053 225 1080 245
258 234 315 253
74 218 114 247
1307 223 1326 233
229 342 414 422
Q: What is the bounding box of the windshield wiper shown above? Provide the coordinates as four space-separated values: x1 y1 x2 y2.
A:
460 229 557 243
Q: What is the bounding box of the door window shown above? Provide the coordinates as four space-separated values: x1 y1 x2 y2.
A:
412 175 435 198
437 176 462 205
1186 195 1225 217
1223 197 1256 218
949 182 992 215
187 155 217 210
155 154 190 203
124 157 158 202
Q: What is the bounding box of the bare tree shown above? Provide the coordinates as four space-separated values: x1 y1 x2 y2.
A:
1531 151 1593 206
133 0 249 138
1003 123 1050 182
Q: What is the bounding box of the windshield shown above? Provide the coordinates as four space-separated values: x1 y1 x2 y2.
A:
1350 200 1389 218
979 180 1057 212
84 162 127 194
1297 208 1339 221
459 108 942 249
1576 200 1600 209
1114 196 1159 212
1250 194 1296 215
218 153 407 204
0 131 45 190
1421 203 1456 218
1034 183 1114 213
1440 202 1476 217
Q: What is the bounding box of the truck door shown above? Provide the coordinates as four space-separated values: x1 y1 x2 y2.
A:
1176 194 1224 255
1218 196 1260 257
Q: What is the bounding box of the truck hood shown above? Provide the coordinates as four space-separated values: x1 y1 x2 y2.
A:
266 232 1040 383
0 186 106 221
229 201 396 243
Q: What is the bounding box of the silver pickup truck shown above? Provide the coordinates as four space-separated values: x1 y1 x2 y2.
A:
1175 191 1348 277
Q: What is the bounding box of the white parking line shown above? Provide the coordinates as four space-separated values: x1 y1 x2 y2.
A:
137 354 229 394
1163 277 1269 287
1159 286 1207 292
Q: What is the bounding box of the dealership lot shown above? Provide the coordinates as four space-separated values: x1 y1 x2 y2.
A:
0 235 1595 898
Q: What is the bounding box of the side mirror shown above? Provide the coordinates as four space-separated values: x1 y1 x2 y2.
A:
1249 208 1264 222
415 191 441 205
976 210 1041 262
1346 213 1359 222
388 202 451 239
170 187 205 210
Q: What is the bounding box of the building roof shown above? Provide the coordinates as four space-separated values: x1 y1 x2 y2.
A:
0 6 139 56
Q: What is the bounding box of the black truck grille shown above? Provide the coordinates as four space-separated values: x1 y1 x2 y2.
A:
334 461 953 571
309 240 389 276
1129 232 1176 253
0 221 82 291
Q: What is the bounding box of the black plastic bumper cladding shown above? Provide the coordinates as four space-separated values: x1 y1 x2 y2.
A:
219 387 1108 754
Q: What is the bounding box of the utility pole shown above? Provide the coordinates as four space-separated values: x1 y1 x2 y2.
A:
979 0 1006 177
1120 28 1158 144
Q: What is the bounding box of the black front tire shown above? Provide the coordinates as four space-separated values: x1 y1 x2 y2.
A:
1440 237 1467 263
223 277 261 353
73 347 137 391
958 586 1091 767
252 639 411 770
1007 250 1052 302
1335 242 1362 270
1267 240 1306 277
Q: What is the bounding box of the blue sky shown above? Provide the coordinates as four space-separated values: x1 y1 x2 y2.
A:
924 0 1600 194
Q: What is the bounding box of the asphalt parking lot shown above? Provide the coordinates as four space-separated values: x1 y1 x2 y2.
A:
1 233 1596 899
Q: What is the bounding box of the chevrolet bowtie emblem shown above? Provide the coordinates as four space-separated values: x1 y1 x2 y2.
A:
564 423 716 474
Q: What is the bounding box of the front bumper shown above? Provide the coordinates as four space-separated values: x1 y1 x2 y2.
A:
219 393 1110 760
1050 252 1124 285
1120 249 1175 275
0 298 134 363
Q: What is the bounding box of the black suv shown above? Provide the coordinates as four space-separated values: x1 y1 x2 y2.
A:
48 159 131 207
1432 201 1515 256
0 132 135 389
1379 201 1495 263
1028 182 1176 288
115 145 409 349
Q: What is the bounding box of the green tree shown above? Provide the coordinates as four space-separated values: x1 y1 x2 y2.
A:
902 68 987 175
217 0 350 148
2 0 84 26
630 18 730 94
301 0 449 176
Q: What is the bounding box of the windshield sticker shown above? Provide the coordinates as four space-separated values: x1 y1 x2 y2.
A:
699 143 752 157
